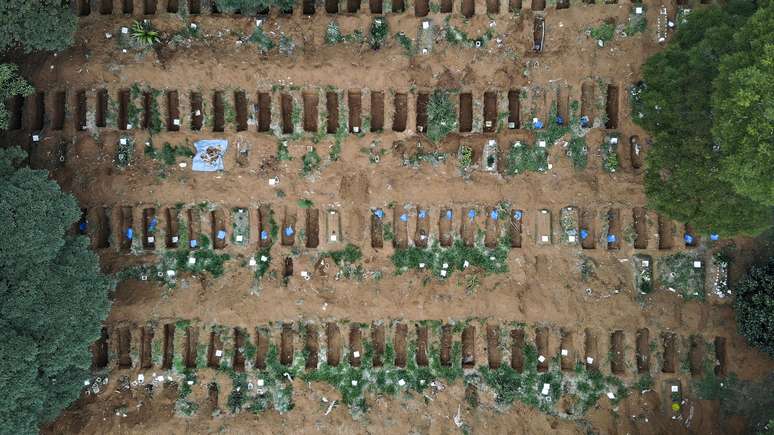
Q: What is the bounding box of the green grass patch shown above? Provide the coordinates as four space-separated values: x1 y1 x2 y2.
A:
657 252 705 300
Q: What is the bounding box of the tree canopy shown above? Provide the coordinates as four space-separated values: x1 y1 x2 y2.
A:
0 64 34 130
734 258 774 358
0 147 113 434
712 3 774 206
0 0 78 53
633 0 773 236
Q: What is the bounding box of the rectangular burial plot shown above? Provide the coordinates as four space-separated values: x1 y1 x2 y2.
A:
461 0 474 17
91 207 111 249
302 91 318 133
187 208 202 249
393 206 409 249
392 0 405 12
77 0 91 18
96 89 108 128
303 0 316 14
689 336 705 377
580 82 594 126
231 208 250 247
460 207 478 247
509 209 523 248
536 208 552 245
507 90 520 129
280 324 294 366
533 16 545 52
100 0 113 14
257 92 271 132
560 329 575 371
661 332 677 373
167 0 178 12
325 91 338 134
370 208 384 249
369 0 382 13
630 135 644 169
234 91 248 132
325 0 338 14
162 324 175 370
414 207 430 248
164 207 180 248
439 325 452 367
281 208 297 246
305 208 319 248
658 252 705 300
393 93 407 132
484 206 500 248
144 0 157 15
511 328 525 372
394 323 407 368
459 92 473 133
684 224 699 248
207 330 223 369
483 91 497 133
166 91 180 132
605 84 619 129
92 328 109 369
535 326 549 372
416 92 429 134
119 206 134 252
714 337 726 377
305 324 318 370
633 254 653 294
140 326 154 369
190 92 203 131
440 0 453 12
327 323 342 366
633 207 648 249
254 328 269 370
347 0 360 13
257 205 273 248
52 91 66 131
142 207 157 250
559 206 579 245
486 325 501 369
416 324 429 367
211 208 227 249
348 91 362 133
325 209 342 244
610 330 625 374
462 325 476 368
532 0 545 10
606 208 621 250
415 0 429 16
658 214 674 250
371 323 386 367
212 91 225 132
232 328 246 372
118 89 130 130
636 328 650 374
439 208 453 247
584 328 599 371
117 327 132 369
184 326 198 369
487 0 499 13
349 325 363 367
31 91 44 131
75 90 89 131
371 91 384 132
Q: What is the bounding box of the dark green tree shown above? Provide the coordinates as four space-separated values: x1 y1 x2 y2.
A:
0 1 77 53
0 64 34 130
633 1 771 236
712 2 774 206
734 258 774 358
0 147 113 434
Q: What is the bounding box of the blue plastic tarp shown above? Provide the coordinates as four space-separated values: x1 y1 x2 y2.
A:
192 139 229 172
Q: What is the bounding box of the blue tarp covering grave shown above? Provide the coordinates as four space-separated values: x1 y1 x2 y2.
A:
192 139 228 172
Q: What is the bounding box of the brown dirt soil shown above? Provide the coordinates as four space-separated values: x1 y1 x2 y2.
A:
5 0 772 434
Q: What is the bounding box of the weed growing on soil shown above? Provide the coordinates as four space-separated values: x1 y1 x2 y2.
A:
170 249 231 278
458 145 474 170
276 141 292 161
146 141 194 166
426 89 457 143
383 223 394 241
297 198 313 208
626 6 647 35
506 141 548 174
634 373 654 391
301 147 321 175
249 27 275 52
279 34 295 55
394 32 414 55
403 148 447 167
588 22 615 42
443 18 496 48
115 136 135 168
369 17 389 50
320 244 367 280
658 252 705 300
566 137 588 169
633 255 653 294
131 20 160 47
325 21 345 44
579 255 594 281
566 363 628 414
391 234 510 278
602 134 620 172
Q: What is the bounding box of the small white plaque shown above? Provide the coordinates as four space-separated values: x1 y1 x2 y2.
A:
215 350 223 357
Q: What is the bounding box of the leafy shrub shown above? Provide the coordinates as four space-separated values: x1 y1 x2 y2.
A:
426 89 457 143
734 258 774 357
250 27 275 52
131 20 161 47
589 22 615 42
369 17 389 49
325 21 344 44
